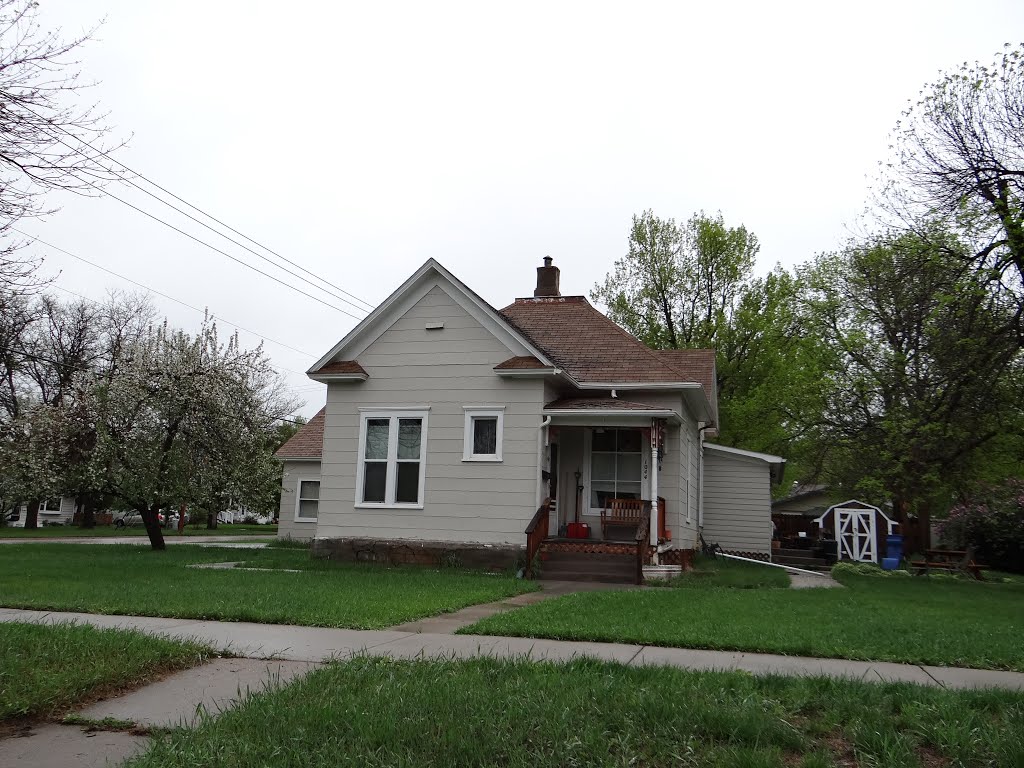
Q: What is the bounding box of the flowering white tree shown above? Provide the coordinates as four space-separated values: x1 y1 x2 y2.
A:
81 318 297 549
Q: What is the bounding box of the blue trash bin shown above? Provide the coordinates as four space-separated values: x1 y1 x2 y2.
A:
885 534 904 561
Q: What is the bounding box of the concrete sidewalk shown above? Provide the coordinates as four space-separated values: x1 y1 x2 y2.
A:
3 607 1022 691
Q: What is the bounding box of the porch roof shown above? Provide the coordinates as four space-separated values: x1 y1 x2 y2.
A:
543 397 680 424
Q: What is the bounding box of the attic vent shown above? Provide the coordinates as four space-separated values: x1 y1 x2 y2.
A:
425 322 444 330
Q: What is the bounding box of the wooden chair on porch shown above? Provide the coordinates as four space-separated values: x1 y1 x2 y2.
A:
601 498 646 540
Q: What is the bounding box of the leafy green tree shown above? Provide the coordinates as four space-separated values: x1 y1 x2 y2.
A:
802 227 1023 544
593 210 758 350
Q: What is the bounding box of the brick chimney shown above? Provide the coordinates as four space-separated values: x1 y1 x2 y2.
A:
534 256 560 297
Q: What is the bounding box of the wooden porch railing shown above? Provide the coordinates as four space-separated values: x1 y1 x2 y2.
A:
635 501 652 585
524 498 550 579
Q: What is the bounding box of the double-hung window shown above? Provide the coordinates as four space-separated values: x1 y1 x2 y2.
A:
357 410 428 507
590 428 642 509
462 407 504 462
295 480 320 522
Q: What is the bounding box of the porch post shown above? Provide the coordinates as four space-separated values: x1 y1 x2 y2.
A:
649 422 659 549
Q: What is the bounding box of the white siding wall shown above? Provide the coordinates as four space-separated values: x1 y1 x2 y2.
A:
701 451 772 554
277 459 322 541
671 411 700 549
317 286 545 545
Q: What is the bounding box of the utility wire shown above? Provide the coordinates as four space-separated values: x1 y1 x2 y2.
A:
14 229 318 361
32 117 376 312
34 172 366 321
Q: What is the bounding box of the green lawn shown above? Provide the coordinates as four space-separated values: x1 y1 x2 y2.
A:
0 544 535 629
462 560 1024 671
126 656 1024 768
652 553 792 589
0 524 276 538
0 622 212 722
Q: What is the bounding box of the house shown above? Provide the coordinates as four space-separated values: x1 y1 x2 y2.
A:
275 258 784 579
771 483 833 539
4 496 77 527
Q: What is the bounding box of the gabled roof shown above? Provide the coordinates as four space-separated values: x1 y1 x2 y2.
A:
309 259 553 374
275 409 325 459
499 297 694 384
494 356 549 370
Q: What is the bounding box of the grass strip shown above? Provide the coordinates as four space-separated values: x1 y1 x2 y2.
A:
0 622 212 722
462 570 1024 671
1 544 535 629
0 524 276 538
127 655 1024 768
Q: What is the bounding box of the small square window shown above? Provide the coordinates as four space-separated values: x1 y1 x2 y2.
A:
463 408 504 461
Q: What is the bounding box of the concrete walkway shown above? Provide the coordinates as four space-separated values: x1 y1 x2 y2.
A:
391 579 639 633
3 607 1022 691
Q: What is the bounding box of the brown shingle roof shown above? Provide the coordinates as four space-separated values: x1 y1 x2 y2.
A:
545 397 668 411
499 297 692 384
494 356 549 370
655 349 718 423
275 409 325 459
310 361 367 376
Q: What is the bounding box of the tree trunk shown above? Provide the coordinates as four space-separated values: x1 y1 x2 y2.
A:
79 498 96 529
25 499 39 530
206 508 218 530
141 505 166 550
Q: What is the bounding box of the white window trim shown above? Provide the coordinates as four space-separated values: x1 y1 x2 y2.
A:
462 406 505 462
294 478 320 523
355 410 429 509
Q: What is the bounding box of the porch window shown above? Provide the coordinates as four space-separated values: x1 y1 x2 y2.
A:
590 428 642 509
356 410 428 507
462 407 504 462
295 480 320 521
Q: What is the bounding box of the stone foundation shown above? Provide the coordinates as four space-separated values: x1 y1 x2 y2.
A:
311 537 525 571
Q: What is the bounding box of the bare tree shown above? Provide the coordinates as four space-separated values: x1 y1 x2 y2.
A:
879 44 1024 288
0 0 120 289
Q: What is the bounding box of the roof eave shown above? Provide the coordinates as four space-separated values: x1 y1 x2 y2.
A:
307 373 368 383
494 367 558 377
543 408 681 424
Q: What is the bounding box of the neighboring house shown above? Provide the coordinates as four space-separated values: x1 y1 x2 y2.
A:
5 496 77 527
771 483 833 538
275 258 784 576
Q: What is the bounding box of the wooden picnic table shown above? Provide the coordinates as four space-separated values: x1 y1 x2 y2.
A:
910 548 988 580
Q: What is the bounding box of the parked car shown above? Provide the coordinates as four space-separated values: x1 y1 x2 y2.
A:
114 511 166 528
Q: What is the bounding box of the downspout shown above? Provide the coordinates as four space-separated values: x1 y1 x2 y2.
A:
697 423 713 528
535 416 552 511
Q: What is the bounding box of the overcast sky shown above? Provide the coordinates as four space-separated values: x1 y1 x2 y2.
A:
20 1 1024 417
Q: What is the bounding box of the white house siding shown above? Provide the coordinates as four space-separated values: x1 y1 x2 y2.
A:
701 451 772 554
17 496 76 525
671 409 700 549
277 459 322 541
316 285 546 546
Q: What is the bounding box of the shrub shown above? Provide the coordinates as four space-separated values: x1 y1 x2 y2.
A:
939 480 1024 573
830 561 910 578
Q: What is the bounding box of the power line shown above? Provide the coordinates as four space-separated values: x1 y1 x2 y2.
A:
33 118 376 313
44 174 367 321
14 229 319 361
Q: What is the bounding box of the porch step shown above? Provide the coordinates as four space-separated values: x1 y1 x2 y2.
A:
539 551 635 584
